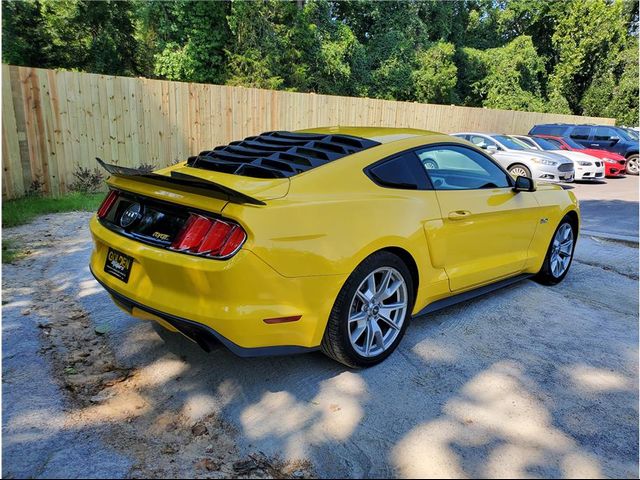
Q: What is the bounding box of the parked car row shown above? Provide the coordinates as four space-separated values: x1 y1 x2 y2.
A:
451 123 639 184
529 123 638 176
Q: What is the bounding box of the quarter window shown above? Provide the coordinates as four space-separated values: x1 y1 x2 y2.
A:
368 151 430 190
416 145 511 190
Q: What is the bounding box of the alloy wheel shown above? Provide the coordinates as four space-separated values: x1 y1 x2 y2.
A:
550 223 574 278
510 166 529 177
348 267 408 358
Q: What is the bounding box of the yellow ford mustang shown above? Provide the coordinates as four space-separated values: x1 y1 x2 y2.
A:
90 127 579 367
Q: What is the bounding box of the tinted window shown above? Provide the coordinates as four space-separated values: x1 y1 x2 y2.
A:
570 126 592 140
368 151 429 190
416 145 510 190
530 125 570 136
618 128 638 140
562 137 586 149
594 127 618 140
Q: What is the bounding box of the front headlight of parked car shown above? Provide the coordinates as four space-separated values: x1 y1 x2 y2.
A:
578 161 592 166
604 158 617 164
531 157 558 166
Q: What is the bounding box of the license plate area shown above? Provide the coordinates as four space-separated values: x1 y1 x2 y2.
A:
104 247 134 283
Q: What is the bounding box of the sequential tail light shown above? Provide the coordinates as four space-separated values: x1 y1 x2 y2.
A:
97 190 119 218
170 214 247 259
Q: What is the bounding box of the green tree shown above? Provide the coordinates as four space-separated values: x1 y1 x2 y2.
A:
412 42 458 104
548 0 628 113
2 0 52 67
138 1 230 84
40 0 138 76
475 36 548 112
582 39 639 125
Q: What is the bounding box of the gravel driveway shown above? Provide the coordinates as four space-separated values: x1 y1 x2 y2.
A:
3 180 639 478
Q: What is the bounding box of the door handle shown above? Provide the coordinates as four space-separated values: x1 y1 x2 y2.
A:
448 210 472 220
590 143 599 147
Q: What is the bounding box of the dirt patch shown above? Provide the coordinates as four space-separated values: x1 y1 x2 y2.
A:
3 213 314 479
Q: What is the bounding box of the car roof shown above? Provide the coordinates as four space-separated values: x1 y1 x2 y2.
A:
298 126 440 144
453 132 502 137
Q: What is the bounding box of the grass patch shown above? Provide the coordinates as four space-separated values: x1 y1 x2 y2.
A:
2 192 105 228
2 239 25 263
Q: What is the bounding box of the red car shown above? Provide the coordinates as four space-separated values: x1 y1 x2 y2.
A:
535 135 627 177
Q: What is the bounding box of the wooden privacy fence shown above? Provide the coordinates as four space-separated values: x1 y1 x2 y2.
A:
2 64 616 199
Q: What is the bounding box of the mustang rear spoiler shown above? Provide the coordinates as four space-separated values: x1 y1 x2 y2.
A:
96 158 266 205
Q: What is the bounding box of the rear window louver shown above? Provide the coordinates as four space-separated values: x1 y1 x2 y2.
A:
187 131 380 178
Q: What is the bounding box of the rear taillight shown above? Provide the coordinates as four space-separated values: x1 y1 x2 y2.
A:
171 214 247 258
97 190 119 218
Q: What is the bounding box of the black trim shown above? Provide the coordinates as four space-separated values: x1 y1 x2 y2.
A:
413 274 532 317
97 158 266 205
188 131 381 178
90 267 319 358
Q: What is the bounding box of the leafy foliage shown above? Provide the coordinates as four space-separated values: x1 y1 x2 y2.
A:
2 0 637 124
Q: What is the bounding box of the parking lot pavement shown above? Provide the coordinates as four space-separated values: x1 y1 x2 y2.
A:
566 175 639 240
3 194 639 478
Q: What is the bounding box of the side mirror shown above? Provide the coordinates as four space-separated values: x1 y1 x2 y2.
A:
609 136 620 143
513 175 536 192
486 145 498 154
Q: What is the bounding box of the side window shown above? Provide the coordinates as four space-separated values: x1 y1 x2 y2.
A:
416 145 511 190
468 135 497 149
594 127 618 140
570 126 592 140
367 151 430 190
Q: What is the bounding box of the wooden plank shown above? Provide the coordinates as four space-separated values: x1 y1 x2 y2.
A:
35 68 59 195
2 64 24 197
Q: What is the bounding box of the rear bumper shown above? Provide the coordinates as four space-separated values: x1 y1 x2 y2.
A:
89 216 347 353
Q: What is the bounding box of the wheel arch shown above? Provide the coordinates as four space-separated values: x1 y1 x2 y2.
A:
377 246 419 300
563 209 579 235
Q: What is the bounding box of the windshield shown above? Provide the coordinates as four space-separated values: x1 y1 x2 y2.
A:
530 137 559 151
493 135 527 150
617 128 639 141
561 137 586 149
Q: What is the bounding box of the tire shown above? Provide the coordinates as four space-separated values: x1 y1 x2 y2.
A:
534 216 577 285
508 163 532 178
626 154 639 175
321 251 414 368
